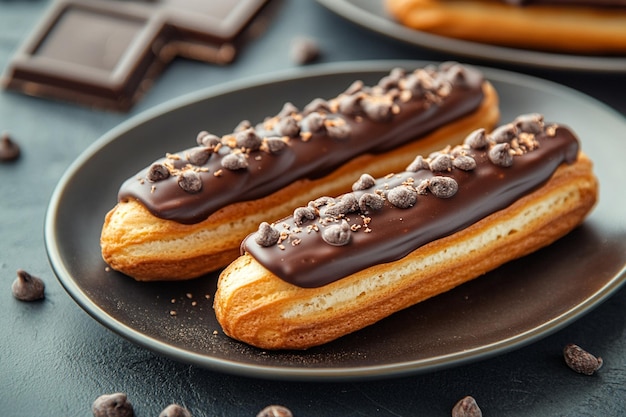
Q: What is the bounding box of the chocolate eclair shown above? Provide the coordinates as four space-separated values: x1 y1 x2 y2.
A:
214 114 598 350
101 62 498 281
386 0 626 53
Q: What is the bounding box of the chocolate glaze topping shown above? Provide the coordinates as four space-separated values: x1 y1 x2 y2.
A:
243 114 580 288
503 0 626 7
118 62 485 224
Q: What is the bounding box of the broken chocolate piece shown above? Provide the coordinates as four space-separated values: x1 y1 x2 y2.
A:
2 0 269 111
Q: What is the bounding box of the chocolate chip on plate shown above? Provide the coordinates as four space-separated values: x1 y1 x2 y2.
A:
11 269 45 301
0 132 21 162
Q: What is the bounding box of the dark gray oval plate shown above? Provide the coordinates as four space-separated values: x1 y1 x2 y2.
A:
317 0 626 73
45 61 626 381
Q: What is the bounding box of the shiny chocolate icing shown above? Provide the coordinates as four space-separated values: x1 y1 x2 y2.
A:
243 116 580 288
118 62 485 224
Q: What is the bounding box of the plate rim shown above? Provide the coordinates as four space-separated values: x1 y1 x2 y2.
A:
316 0 626 74
45 60 626 381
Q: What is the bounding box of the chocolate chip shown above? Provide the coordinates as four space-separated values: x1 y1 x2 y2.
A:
338 93 362 117
387 185 417 208
452 396 482 417
290 36 320 65
428 176 458 198
443 62 468 87
196 132 221 148
158 404 192 417
275 115 300 138
177 170 202 193
235 128 262 151
352 173 376 191
488 143 514 167
453 155 476 171
362 99 392 122
234 120 251 132
187 147 211 166
300 112 326 134
325 119 351 140
0 133 20 162
309 196 334 209
325 193 358 216
263 137 288 154
147 163 170 182
277 102 299 118
343 80 364 96
406 155 429 172
254 222 280 247
429 153 453 172
515 113 544 134
563 343 603 375
403 74 425 98
11 269 45 301
92 393 134 417
221 152 248 170
293 206 317 226
490 123 517 143
359 192 384 213
256 405 293 417
322 220 352 246
464 128 489 149
303 98 330 115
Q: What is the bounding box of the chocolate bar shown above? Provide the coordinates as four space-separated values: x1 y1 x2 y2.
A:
1 0 268 111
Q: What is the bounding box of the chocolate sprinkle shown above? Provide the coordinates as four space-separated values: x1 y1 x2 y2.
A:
255 222 281 247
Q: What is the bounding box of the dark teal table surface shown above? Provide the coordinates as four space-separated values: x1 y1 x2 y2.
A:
1 1 625 416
